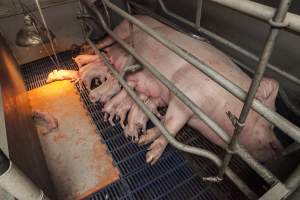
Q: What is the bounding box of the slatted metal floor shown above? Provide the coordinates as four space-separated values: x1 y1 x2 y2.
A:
21 51 268 200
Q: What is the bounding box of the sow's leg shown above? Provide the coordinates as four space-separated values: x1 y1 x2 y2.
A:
146 97 192 165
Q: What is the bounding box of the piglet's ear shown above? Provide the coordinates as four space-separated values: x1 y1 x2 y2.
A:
255 78 279 111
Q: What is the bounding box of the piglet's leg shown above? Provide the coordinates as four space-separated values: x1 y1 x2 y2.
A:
138 127 161 146
146 98 191 165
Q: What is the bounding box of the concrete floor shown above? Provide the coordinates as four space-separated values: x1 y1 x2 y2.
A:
28 81 119 200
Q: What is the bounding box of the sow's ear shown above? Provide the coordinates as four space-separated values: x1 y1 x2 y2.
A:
255 78 279 110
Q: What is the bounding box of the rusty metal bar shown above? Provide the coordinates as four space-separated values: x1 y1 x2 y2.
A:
218 0 294 178
157 0 300 86
83 21 257 199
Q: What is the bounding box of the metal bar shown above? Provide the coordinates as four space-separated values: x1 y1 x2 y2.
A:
157 0 300 86
35 0 60 67
282 142 300 156
259 182 289 200
126 0 135 48
231 56 300 117
85 25 257 199
195 0 202 28
285 164 300 194
208 0 300 34
81 0 279 186
103 0 300 147
101 0 111 29
218 0 294 178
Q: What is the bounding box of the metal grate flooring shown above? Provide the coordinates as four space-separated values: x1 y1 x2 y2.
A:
21 51 268 200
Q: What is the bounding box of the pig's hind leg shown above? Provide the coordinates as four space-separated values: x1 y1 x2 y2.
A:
146 97 192 165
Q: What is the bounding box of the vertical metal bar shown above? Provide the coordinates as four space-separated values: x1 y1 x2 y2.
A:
35 0 60 67
126 0 135 47
195 0 202 28
101 0 112 29
218 0 294 178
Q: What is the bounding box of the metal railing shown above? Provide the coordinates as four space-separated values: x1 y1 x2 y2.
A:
80 0 300 198
130 0 300 117
157 0 300 86
82 11 257 198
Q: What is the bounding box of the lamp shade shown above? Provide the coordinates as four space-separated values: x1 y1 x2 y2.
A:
16 15 55 47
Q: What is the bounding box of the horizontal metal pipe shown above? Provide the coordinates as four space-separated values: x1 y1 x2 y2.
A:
81 0 279 186
85 31 257 199
209 0 300 34
157 0 300 86
103 0 300 144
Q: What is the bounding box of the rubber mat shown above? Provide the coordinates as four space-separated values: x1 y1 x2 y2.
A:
21 51 268 200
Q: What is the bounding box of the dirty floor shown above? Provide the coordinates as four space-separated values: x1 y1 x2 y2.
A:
28 81 119 200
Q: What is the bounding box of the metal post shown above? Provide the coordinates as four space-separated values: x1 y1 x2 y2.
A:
81 0 281 186
102 0 300 145
218 0 294 178
0 149 49 200
126 0 135 48
195 0 202 28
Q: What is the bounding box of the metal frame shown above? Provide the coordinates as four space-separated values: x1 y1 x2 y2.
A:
80 0 300 198
82 15 257 199
103 0 300 145
157 0 300 86
130 0 300 117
